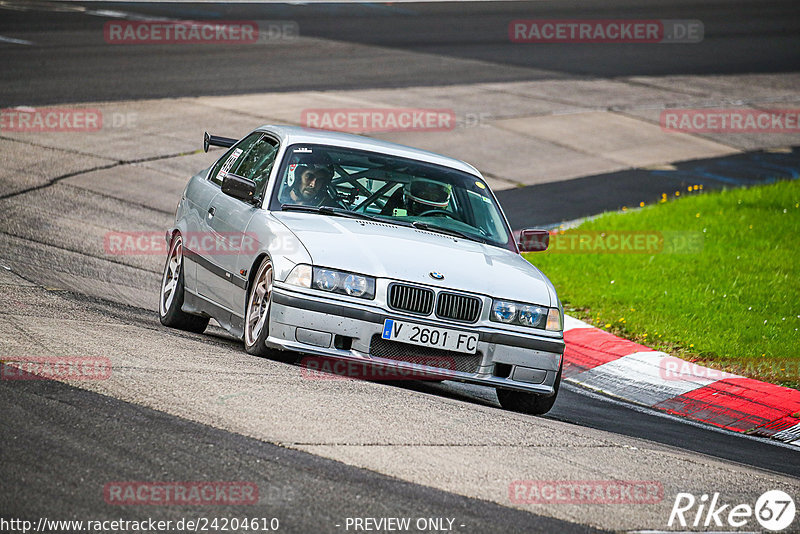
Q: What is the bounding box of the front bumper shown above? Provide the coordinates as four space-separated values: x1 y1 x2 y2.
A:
267 285 564 395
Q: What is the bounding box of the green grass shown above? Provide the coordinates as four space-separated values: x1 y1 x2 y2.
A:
525 179 800 389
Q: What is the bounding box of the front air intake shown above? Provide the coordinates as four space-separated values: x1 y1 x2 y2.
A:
387 283 434 315
436 291 481 323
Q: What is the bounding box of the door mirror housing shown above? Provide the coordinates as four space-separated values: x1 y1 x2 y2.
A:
221 173 258 204
518 228 549 252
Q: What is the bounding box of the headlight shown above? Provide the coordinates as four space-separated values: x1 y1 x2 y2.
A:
314 269 339 291
285 264 312 288
490 299 561 331
343 273 369 297
491 301 517 323
313 266 375 299
286 264 375 299
518 305 548 328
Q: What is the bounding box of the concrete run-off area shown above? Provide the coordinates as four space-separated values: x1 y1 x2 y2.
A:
2 73 799 198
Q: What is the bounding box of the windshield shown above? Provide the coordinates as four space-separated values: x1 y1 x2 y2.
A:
269 144 514 250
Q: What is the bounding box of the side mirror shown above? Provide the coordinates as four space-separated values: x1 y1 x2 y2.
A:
222 173 258 204
518 229 549 252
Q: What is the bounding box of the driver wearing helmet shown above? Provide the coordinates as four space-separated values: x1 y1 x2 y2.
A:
401 177 452 216
280 152 337 207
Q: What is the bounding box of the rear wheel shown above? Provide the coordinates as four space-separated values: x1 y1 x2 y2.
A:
496 364 562 415
244 257 274 356
159 234 209 333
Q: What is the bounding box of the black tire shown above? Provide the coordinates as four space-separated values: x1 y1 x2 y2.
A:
496 364 562 416
244 257 274 356
159 234 209 334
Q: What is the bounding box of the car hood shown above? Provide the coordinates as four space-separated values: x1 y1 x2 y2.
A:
272 212 553 306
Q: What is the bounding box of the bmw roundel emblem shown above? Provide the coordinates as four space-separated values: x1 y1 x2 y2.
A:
429 272 444 280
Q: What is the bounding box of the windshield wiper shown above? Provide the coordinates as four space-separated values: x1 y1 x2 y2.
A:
411 221 485 243
281 204 382 223
281 205 485 243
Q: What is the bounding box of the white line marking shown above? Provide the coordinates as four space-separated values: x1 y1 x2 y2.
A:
569 350 718 406
84 9 134 18
563 314 592 331
0 35 33 45
773 422 800 443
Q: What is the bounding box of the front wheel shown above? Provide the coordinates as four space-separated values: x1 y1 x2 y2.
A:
244 257 274 356
159 234 209 333
496 364 562 415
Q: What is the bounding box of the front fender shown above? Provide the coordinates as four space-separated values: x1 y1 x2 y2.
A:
167 194 196 292
238 211 312 287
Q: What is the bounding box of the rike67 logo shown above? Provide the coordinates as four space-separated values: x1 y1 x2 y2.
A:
669 490 796 531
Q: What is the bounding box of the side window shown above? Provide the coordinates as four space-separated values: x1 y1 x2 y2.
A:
232 134 279 199
207 132 270 187
208 146 236 186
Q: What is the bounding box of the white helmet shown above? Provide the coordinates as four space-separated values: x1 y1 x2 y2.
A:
403 178 452 212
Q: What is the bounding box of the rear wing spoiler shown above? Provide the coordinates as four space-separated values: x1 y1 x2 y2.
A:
203 131 237 152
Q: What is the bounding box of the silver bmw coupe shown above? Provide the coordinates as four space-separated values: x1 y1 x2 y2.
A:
160 125 564 414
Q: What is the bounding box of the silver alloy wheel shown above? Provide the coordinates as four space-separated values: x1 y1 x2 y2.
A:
160 236 182 317
245 259 273 347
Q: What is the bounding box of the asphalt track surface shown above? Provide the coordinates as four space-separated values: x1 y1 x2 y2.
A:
0 0 798 106
498 146 800 227
0 374 603 534
389 370 800 478
1 1 799 532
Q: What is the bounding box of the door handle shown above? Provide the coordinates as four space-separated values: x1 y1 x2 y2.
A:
208 206 216 218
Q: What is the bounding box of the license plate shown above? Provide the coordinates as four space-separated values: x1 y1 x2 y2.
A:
381 319 479 354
